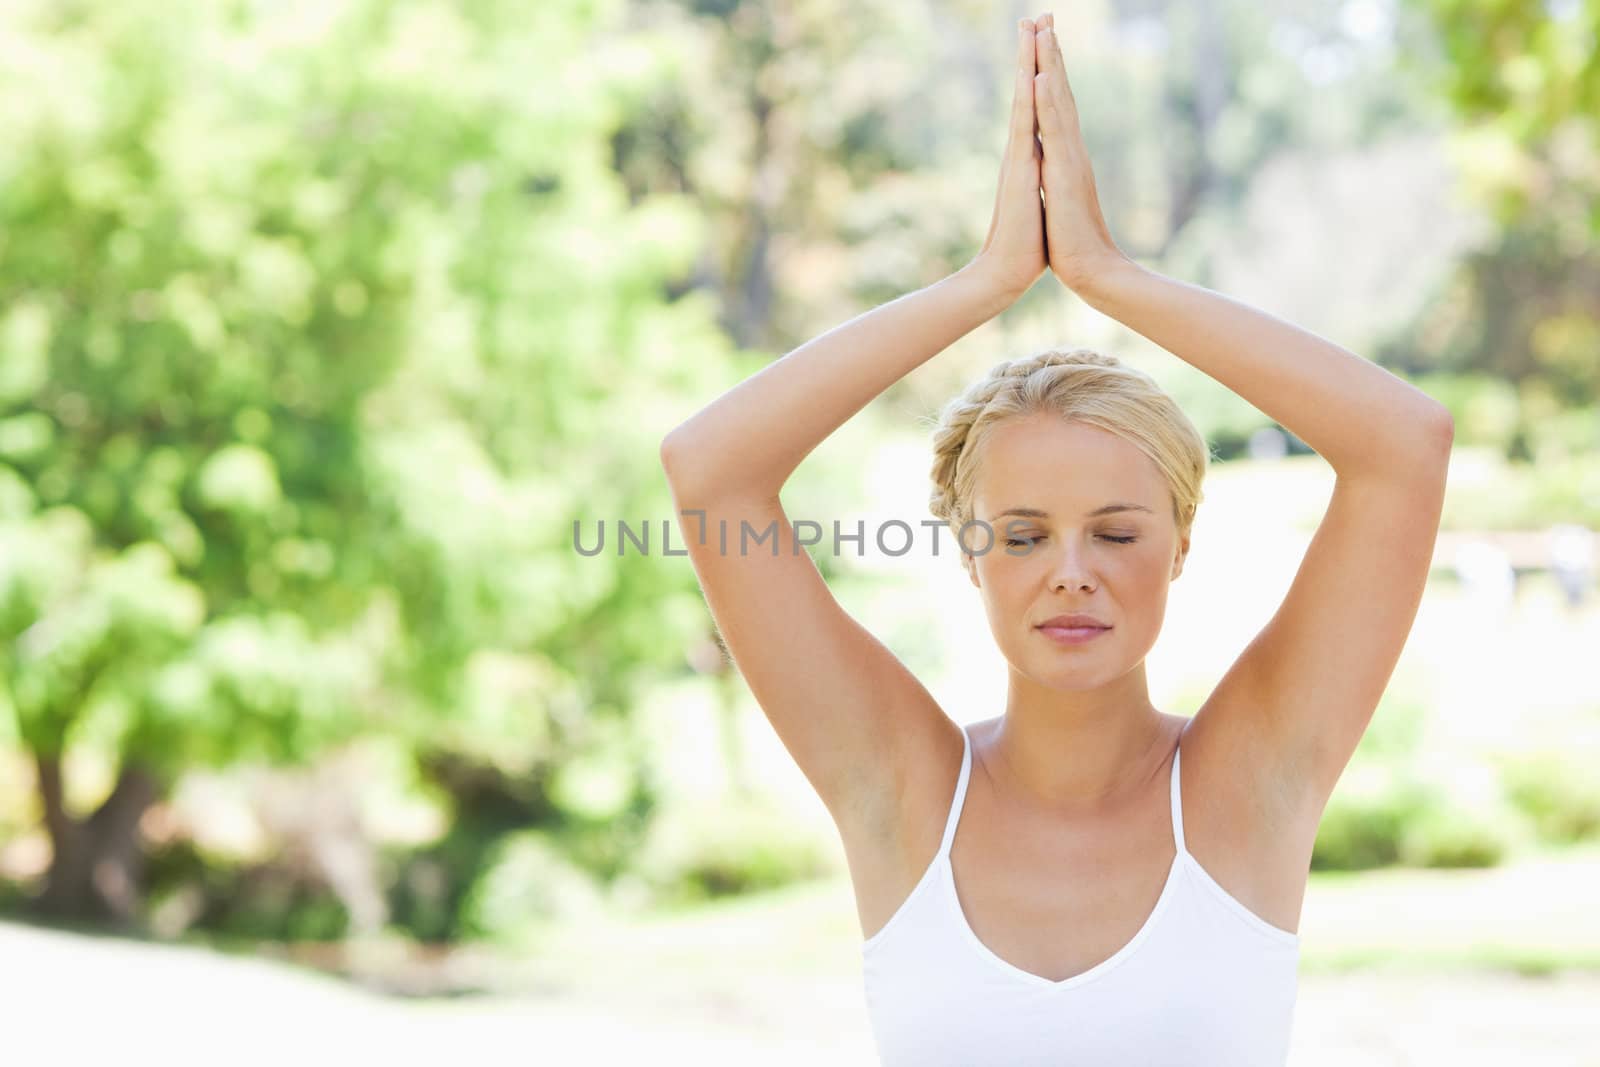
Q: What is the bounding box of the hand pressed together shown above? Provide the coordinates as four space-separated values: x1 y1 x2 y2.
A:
1032 11 1127 292
970 14 1049 302
971 11 1128 300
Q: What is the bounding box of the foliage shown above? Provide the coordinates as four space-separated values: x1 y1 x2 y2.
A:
1393 0 1600 435
0 0 733 923
628 793 837 909
1413 0 1600 221
1312 697 1532 871
1497 748 1600 845
1438 450 1600 531
1312 762 1527 871
456 828 606 947
2 0 1594 936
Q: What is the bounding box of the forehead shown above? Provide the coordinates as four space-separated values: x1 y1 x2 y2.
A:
972 415 1164 512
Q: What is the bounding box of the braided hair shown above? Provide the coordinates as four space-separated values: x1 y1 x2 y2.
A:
926 348 1210 560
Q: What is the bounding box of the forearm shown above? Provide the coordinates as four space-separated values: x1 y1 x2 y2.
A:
661 263 1016 501
1076 258 1452 480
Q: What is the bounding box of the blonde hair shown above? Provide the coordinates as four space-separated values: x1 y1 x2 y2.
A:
927 347 1211 557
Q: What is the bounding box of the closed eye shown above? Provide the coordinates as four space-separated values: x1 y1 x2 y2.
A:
1002 535 1139 547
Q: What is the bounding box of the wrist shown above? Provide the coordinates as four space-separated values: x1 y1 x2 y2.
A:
957 258 1027 314
1057 252 1141 306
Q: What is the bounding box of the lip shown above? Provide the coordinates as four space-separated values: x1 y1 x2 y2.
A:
1036 613 1109 629
1037 624 1111 645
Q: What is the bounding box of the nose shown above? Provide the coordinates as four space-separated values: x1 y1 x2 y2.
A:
1048 539 1097 593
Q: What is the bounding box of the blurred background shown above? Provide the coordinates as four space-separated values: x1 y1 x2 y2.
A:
0 0 1597 1062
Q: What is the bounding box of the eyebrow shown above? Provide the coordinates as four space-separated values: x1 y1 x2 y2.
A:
987 503 1154 521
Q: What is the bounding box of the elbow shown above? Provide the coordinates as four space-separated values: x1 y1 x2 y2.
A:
659 429 708 498
660 429 774 504
1426 404 1455 455
660 427 698 474
1418 397 1454 435
1411 404 1454 476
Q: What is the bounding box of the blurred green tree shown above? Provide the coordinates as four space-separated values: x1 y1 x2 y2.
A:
0 0 731 927
631 0 1443 429
1395 0 1600 435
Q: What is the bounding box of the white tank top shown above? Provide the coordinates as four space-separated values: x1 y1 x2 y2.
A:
861 723 1300 1065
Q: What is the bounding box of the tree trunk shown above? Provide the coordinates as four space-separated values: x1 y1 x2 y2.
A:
1156 0 1229 259
34 752 162 929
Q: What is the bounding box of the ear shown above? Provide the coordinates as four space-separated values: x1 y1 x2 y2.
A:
964 551 981 588
1171 535 1189 581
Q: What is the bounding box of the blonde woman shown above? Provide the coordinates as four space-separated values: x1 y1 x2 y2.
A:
660 11 1451 1065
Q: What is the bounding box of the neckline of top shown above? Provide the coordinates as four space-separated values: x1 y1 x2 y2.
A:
938 722 1190 990
940 723 1188 859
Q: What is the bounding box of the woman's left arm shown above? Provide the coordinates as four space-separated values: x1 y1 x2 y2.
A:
1076 260 1454 476
1030 12 1453 827
1029 16 1453 476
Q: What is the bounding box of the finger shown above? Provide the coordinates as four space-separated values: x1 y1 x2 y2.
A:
1034 73 1076 163
1034 69 1059 146
1008 18 1037 151
1036 25 1079 114
1034 28 1081 137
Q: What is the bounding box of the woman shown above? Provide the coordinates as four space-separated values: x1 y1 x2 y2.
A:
660 11 1452 1065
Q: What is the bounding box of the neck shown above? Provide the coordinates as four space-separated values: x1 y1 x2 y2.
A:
986 665 1176 814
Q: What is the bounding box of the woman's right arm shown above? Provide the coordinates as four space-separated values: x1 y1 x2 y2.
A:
659 262 1018 503
656 17 1047 866
656 266 1018 850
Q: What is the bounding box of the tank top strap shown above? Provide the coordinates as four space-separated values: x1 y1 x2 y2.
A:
1170 741 1189 857
936 724 974 860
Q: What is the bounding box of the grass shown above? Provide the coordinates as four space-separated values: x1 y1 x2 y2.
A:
1299 944 1600 978
505 840 1600 999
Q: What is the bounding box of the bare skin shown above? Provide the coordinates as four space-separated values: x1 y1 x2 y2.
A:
852 705 1315 985
847 12 1332 979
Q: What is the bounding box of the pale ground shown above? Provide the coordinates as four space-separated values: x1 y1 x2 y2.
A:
2 914 1599 1066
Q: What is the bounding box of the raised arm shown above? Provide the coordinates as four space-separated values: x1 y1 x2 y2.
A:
657 20 1052 907
1028 13 1451 463
660 15 1050 498
660 266 1013 501
1030 11 1453 843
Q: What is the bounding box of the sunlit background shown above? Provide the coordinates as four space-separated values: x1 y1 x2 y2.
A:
1 0 1597 1062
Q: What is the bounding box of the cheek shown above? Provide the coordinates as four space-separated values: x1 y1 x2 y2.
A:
981 562 1033 603
972 565 1028 624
